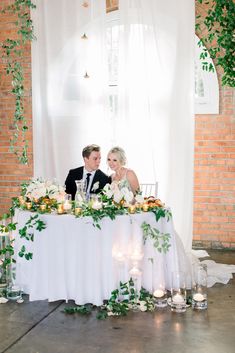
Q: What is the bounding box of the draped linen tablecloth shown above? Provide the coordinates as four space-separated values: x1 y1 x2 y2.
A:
13 210 189 305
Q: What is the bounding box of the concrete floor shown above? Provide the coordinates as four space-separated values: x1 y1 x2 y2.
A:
0 250 235 353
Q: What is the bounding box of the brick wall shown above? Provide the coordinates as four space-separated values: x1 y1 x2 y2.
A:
193 78 235 249
0 0 234 248
0 0 33 214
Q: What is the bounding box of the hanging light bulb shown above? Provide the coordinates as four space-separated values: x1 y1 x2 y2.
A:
82 1 89 7
84 71 90 78
81 33 88 40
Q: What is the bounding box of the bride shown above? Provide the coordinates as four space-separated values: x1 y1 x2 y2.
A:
107 146 140 194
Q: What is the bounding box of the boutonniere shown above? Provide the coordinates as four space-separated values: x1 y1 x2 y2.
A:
92 181 99 192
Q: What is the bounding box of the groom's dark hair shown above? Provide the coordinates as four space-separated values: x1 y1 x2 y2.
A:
82 144 100 159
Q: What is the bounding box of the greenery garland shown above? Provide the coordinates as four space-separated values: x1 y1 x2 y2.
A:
0 0 36 164
64 279 156 320
196 0 235 87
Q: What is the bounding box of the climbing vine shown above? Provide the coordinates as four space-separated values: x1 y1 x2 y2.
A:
196 0 235 87
0 0 36 164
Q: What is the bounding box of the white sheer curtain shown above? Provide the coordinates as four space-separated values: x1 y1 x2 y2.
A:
114 0 195 252
32 0 195 252
32 0 111 184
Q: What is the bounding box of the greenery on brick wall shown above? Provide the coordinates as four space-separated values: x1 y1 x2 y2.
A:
0 0 36 164
196 0 235 87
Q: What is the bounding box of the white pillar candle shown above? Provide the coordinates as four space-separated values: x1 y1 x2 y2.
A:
172 293 185 304
193 293 204 302
153 289 165 298
63 201 72 211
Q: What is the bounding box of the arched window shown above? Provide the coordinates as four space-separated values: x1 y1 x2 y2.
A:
195 35 219 114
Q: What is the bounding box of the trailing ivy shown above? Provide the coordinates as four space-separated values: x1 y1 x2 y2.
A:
64 279 156 320
18 213 46 260
196 0 235 87
141 222 171 254
0 0 36 164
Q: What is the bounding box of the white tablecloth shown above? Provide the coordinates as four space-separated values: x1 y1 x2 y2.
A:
13 210 189 305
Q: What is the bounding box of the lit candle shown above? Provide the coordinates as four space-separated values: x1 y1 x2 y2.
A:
172 293 185 304
128 205 136 214
129 267 142 277
39 204 46 212
75 207 82 216
153 289 165 298
91 200 102 210
142 204 149 212
115 251 125 262
193 293 204 302
130 250 143 262
63 200 72 211
57 204 64 214
25 202 32 210
18 196 25 205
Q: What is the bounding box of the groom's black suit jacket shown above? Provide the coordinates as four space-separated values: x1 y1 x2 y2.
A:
65 166 111 200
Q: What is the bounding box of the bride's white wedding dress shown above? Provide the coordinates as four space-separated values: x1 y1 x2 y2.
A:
191 249 235 287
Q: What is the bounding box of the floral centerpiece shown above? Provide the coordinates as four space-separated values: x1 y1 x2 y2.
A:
102 181 141 205
19 178 66 210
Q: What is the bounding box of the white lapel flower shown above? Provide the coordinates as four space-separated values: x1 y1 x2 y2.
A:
92 181 100 192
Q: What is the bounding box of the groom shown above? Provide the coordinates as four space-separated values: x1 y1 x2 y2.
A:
65 144 111 200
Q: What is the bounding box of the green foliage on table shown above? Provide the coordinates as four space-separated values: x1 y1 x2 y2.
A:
196 0 235 87
150 207 172 222
141 222 171 254
0 0 36 163
77 201 129 229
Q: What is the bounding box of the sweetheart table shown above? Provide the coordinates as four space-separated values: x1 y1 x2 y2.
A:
13 210 189 305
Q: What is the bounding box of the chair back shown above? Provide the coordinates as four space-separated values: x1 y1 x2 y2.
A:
139 182 158 198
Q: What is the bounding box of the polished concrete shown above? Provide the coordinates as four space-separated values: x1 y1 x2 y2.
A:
0 250 234 353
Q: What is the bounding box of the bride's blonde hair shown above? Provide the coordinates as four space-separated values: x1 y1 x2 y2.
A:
108 146 127 166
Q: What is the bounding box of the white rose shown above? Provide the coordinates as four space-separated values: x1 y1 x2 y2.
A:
124 190 134 203
113 190 123 203
139 303 147 312
92 201 102 210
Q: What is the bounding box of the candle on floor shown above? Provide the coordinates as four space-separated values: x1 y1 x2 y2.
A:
193 293 204 302
172 293 185 304
153 289 165 298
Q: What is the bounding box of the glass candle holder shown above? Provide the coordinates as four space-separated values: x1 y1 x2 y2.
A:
128 205 136 214
39 204 46 212
153 287 168 308
192 263 208 310
171 271 186 313
142 203 149 212
74 207 82 216
57 203 64 214
90 194 102 210
25 202 32 210
129 266 142 312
